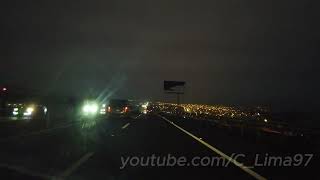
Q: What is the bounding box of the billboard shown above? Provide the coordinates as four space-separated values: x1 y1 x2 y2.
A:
164 81 186 94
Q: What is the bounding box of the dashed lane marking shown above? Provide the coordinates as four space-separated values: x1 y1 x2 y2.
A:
122 123 130 129
59 152 95 179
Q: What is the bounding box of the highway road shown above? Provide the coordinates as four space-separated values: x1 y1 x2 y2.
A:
0 113 318 180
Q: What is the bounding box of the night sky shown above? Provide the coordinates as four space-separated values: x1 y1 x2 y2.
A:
1 0 319 110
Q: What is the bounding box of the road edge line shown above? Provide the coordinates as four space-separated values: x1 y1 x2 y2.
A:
158 115 267 180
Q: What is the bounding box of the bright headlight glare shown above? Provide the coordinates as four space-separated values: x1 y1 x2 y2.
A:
23 107 34 116
90 104 98 113
83 105 90 113
82 103 98 114
26 107 34 113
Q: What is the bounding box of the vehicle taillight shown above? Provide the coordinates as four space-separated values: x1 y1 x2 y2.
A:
107 106 111 112
124 106 129 113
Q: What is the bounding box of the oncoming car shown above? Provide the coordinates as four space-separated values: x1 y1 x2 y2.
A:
0 87 49 129
2 103 49 128
81 101 99 116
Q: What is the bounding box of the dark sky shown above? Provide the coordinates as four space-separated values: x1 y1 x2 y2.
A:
1 0 319 110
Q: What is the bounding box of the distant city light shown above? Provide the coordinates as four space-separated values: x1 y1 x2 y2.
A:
2 87 7 91
153 102 270 123
264 119 268 123
142 102 149 108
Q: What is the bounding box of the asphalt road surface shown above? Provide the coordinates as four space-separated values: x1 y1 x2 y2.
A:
0 113 318 180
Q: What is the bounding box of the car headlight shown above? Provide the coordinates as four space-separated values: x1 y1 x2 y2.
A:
82 103 98 115
24 107 34 116
13 108 19 116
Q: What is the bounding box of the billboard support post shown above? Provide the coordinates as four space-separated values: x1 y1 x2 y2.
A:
163 81 186 105
177 93 180 105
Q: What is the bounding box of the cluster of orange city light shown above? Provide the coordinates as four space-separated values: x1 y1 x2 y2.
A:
151 102 311 137
153 102 268 121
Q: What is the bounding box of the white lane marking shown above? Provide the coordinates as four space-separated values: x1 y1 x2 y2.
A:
59 152 95 179
134 114 142 119
158 115 267 180
0 163 54 180
122 123 130 129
